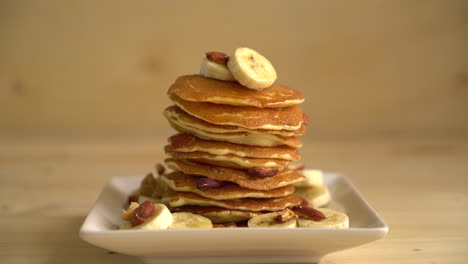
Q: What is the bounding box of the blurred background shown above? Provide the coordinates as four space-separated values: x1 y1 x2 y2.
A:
0 0 467 140
1 1 468 263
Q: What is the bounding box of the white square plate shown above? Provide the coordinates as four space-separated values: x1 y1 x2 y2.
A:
79 172 388 264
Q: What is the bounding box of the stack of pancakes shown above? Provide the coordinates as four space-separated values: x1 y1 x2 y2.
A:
146 75 308 224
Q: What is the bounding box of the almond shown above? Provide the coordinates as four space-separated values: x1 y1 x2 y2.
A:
247 167 278 178
206 52 229 65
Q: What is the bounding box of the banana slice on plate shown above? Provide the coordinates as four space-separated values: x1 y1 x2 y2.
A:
121 203 173 230
227 47 277 90
294 170 324 188
169 212 213 229
248 209 297 228
297 208 349 228
200 57 235 81
294 185 330 208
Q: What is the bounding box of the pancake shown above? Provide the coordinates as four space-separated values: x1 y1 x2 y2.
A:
167 75 305 108
169 191 303 211
170 94 305 131
164 106 307 137
166 113 303 148
165 158 304 190
168 133 300 161
171 205 261 223
165 145 290 169
160 172 294 200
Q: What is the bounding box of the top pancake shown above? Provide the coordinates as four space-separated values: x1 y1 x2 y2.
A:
168 75 304 108
170 94 305 131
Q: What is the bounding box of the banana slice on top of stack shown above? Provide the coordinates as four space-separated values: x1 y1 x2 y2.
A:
201 48 277 90
200 52 235 81
122 47 349 229
227 48 277 90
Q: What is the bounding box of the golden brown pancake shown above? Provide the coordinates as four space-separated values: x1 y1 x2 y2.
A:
168 75 304 108
165 158 304 190
168 133 300 161
166 113 303 148
164 106 307 137
171 205 261 223
160 172 294 200
165 145 290 169
169 191 303 211
170 94 305 131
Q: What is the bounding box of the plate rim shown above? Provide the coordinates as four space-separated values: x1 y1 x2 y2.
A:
79 171 388 237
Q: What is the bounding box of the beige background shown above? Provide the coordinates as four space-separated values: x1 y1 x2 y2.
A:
1 0 467 140
1 1 468 263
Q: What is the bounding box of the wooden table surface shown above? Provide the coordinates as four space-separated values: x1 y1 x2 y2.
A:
1 137 467 264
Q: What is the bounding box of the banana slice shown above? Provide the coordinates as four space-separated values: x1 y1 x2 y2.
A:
227 47 277 90
297 208 349 228
169 212 213 229
121 203 173 230
294 185 330 207
248 210 297 228
294 170 324 188
200 57 235 81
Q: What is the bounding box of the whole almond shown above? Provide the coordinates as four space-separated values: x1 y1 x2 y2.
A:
206 52 229 65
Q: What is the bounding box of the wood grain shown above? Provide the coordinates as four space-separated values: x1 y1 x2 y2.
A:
0 0 467 139
0 137 467 263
